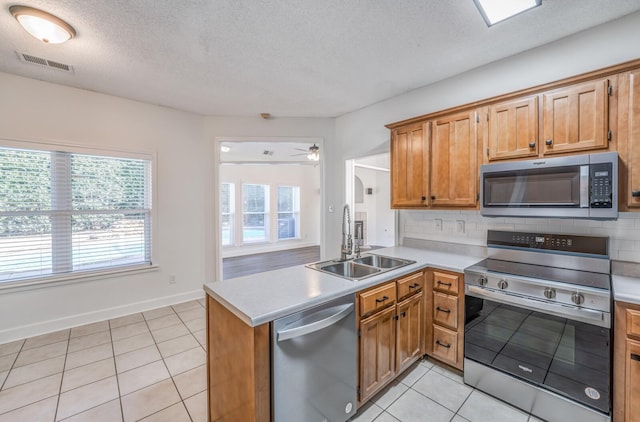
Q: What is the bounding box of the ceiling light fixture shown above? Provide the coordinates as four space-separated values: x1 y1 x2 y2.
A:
473 0 541 26
10 5 76 44
307 144 320 161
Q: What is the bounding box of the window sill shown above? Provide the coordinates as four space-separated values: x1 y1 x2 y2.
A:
0 264 159 294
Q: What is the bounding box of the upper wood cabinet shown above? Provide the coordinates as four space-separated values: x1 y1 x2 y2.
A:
430 110 478 207
618 70 640 209
488 96 539 161
541 78 610 155
390 122 429 207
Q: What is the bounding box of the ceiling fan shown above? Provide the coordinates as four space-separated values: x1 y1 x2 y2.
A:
291 144 320 161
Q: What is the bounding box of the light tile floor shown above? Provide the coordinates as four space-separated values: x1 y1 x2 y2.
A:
0 299 208 422
352 359 545 422
0 298 545 422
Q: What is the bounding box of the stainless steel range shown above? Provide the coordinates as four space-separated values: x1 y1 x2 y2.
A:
464 230 612 422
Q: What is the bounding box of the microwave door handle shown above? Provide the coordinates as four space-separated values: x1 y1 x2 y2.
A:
580 165 589 208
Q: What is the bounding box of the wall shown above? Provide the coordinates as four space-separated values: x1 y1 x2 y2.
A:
219 163 321 257
354 166 394 247
400 211 640 263
0 72 209 342
331 12 640 257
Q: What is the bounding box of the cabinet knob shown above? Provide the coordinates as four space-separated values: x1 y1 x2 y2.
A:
430 196 436 200
528 142 536 149
421 196 426 201
400 311 406 318
632 191 640 198
545 139 553 146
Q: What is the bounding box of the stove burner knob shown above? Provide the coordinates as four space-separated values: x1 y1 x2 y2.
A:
571 292 585 305
544 288 556 299
497 279 508 290
478 276 488 287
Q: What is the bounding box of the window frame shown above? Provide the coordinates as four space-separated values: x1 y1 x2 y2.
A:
276 185 300 240
220 182 235 246
241 183 269 244
0 138 157 291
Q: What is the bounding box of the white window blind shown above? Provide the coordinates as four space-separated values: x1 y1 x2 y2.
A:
0 145 152 284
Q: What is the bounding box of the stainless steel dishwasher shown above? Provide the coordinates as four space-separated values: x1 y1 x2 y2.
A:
272 294 357 422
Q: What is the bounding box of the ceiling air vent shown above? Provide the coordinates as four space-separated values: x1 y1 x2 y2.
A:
16 51 74 73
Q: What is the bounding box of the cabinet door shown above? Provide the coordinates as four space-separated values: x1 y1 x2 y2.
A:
359 306 396 403
430 110 478 206
391 122 429 208
488 96 539 161
626 338 640 421
542 78 609 155
619 70 640 208
396 292 424 374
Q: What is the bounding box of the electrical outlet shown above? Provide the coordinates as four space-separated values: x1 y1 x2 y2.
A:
169 274 176 284
328 205 334 213
456 220 465 233
435 219 443 231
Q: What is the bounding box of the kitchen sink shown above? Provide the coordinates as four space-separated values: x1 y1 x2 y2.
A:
306 253 415 281
353 254 412 269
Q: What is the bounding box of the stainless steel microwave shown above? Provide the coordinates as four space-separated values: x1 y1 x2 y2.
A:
480 151 618 219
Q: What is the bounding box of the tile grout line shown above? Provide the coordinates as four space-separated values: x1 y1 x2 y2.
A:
107 319 126 422
0 339 24 392
53 329 71 422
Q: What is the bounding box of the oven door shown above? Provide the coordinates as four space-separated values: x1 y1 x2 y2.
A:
464 291 611 415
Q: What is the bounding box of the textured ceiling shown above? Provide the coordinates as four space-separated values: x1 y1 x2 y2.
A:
1 1 640 117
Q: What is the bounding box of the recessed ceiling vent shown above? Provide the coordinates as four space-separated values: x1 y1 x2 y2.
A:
15 51 74 73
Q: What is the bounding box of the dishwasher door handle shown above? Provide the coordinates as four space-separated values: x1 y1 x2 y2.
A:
276 303 354 342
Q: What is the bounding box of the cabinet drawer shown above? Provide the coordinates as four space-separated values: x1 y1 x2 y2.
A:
627 308 640 338
433 292 458 330
360 282 396 317
433 271 459 295
397 272 424 300
432 325 458 365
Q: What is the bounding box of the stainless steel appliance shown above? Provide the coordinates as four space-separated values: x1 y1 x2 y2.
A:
480 151 618 219
464 230 612 422
272 294 357 421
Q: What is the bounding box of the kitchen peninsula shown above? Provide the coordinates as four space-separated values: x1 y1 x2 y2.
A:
204 245 483 421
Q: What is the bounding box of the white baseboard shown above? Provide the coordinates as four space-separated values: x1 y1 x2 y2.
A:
0 289 206 344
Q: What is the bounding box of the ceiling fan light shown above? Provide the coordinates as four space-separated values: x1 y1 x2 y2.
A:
307 151 319 161
10 5 76 44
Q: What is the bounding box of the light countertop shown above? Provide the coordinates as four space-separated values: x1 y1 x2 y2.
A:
203 246 484 327
613 274 640 305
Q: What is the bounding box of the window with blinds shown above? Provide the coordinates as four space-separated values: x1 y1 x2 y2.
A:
0 144 153 284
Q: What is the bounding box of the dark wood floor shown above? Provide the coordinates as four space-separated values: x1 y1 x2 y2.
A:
222 245 386 280
222 246 321 279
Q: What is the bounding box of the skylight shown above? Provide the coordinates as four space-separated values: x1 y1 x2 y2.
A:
474 0 542 26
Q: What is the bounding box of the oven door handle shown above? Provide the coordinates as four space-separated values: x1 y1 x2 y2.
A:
466 285 610 328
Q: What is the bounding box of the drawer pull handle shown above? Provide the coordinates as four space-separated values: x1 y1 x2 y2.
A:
436 306 451 314
409 283 420 289
632 190 640 198
437 280 452 287
375 295 389 303
436 340 451 349
632 353 640 362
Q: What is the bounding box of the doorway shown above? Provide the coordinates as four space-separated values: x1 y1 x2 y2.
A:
346 153 395 249
215 139 323 280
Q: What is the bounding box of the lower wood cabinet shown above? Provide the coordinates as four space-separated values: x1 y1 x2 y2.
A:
357 272 425 405
614 301 640 422
359 304 396 402
425 269 465 370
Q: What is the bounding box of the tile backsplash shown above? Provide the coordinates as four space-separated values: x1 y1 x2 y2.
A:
399 210 640 263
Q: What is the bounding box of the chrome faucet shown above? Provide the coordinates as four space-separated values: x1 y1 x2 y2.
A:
340 204 353 261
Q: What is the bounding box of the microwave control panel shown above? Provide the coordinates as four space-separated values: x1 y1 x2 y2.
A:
590 162 613 208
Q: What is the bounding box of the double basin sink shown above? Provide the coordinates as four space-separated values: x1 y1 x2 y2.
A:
306 253 416 281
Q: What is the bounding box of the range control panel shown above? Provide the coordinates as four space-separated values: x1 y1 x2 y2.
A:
487 230 608 256
590 162 613 208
